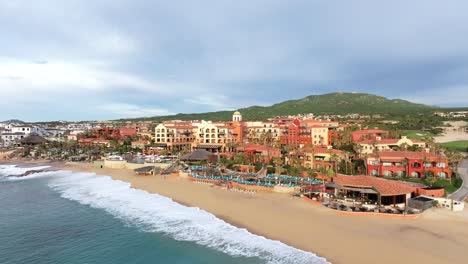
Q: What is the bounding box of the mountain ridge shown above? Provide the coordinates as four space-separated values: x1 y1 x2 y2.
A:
119 92 438 122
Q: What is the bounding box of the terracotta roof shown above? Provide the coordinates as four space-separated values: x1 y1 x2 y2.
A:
334 175 416 196
376 151 445 160
357 138 400 144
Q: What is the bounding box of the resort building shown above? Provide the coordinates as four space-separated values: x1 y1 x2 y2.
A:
310 126 329 146
243 121 281 144
154 122 196 152
365 151 451 179
10 126 34 135
291 146 346 170
356 136 426 154
280 119 334 147
0 132 25 147
193 121 237 152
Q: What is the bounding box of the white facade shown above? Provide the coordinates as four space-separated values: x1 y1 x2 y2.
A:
0 132 25 147
11 126 34 135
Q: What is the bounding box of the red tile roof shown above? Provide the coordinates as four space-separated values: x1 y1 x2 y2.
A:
334 174 416 196
357 138 400 144
376 151 446 160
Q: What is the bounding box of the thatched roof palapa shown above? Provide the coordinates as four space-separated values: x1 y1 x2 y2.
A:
20 133 46 145
180 150 215 161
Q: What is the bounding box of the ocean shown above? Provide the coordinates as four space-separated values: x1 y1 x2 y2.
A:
0 164 328 264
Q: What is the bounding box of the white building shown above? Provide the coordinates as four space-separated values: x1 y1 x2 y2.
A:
11 126 34 135
0 132 26 147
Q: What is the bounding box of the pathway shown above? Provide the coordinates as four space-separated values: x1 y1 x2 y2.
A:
449 159 468 201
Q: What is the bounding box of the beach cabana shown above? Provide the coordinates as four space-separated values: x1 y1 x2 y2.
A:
134 166 155 175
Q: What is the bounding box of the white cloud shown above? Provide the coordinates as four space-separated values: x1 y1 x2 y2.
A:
99 103 173 118
0 59 167 100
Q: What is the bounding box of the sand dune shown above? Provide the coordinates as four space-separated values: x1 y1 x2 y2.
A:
435 121 468 143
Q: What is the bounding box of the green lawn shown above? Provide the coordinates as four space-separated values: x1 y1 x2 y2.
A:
440 140 468 152
402 130 434 140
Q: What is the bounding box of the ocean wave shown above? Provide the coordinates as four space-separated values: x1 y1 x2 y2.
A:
0 164 51 178
48 171 329 264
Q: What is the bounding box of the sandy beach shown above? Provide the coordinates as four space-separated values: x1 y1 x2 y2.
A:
50 162 468 264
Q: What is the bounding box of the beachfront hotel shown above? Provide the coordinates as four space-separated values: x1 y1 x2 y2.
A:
153 111 339 153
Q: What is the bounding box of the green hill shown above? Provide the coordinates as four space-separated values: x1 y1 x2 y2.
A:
122 92 438 122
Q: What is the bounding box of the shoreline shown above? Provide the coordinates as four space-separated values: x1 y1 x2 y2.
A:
4 160 468 264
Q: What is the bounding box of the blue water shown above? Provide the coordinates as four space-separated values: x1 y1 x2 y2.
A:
0 165 328 264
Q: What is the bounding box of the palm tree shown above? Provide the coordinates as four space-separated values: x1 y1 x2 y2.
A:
422 156 429 179
327 168 336 182
330 153 340 176
402 158 409 178
272 157 283 174
423 136 436 153
260 131 274 165
445 149 464 178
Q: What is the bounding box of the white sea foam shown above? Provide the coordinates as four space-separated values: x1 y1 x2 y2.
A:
47 171 330 264
0 164 51 177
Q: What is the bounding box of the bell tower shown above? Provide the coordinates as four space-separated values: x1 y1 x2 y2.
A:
232 111 242 122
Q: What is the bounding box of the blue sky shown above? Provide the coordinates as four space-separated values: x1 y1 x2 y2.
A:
1 0 468 121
